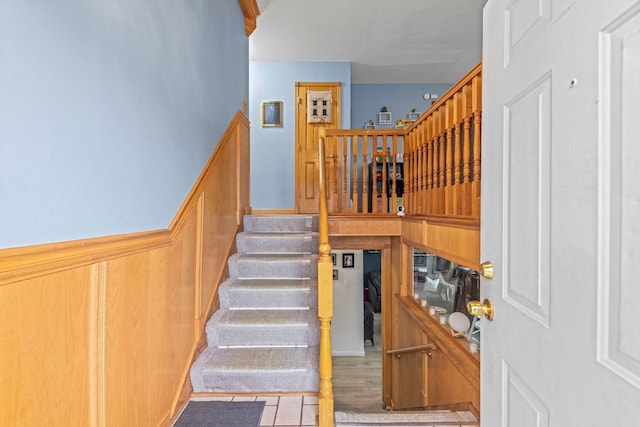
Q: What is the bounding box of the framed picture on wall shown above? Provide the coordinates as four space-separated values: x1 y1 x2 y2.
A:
333 269 338 280
331 253 336 265
342 253 354 268
414 254 427 267
261 100 283 127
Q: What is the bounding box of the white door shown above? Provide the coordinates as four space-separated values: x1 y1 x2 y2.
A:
482 0 640 425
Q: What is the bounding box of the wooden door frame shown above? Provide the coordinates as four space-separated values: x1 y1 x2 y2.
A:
294 82 341 213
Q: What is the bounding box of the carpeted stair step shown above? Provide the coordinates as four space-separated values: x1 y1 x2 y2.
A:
236 231 319 254
228 253 318 279
190 346 319 393
206 309 319 347
219 278 318 309
243 214 318 233
334 409 478 426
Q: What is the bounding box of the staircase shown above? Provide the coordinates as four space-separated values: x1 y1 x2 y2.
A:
190 214 320 393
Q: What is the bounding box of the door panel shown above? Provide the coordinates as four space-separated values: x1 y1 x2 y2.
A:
295 82 341 213
482 0 640 425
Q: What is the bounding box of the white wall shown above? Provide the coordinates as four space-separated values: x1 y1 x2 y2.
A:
331 250 365 356
0 0 248 248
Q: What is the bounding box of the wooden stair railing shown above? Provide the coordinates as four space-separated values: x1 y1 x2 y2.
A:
322 62 482 220
323 129 405 214
404 62 482 219
317 127 334 427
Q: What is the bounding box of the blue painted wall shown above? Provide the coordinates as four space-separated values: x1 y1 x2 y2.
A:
249 62 351 210
352 83 453 130
0 0 248 248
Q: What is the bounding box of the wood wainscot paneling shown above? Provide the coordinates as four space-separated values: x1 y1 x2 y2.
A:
396 296 480 414
0 111 250 427
401 215 479 270
329 215 402 237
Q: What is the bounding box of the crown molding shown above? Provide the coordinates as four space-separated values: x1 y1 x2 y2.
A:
237 0 260 36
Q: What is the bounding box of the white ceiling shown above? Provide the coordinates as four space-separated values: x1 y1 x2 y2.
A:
250 0 486 84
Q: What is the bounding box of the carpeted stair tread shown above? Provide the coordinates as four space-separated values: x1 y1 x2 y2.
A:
191 346 319 393
219 278 317 309
243 214 318 233
236 231 319 254
334 409 478 425
211 309 312 326
207 309 319 347
229 253 318 279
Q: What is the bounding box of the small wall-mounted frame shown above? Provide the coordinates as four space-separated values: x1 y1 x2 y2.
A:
342 253 354 268
331 253 336 265
333 269 339 280
307 91 333 123
261 101 283 127
378 112 392 125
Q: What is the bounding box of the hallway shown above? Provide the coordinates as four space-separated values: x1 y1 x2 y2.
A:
332 311 383 413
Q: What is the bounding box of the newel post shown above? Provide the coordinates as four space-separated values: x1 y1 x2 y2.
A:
317 127 334 427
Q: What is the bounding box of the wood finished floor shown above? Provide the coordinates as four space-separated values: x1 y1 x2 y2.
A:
332 311 385 413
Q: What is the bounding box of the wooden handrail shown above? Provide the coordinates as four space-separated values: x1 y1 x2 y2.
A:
317 127 334 427
386 344 437 356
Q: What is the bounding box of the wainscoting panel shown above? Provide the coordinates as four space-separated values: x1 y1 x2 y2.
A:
0 111 250 427
0 267 93 427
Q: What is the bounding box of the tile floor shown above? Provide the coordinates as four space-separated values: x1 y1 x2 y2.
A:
190 394 318 427
189 394 478 427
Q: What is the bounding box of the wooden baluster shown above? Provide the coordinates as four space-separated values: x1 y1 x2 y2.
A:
380 135 388 213
342 136 348 213
472 73 482 219
406 138 413 213
445 100 454 216
473 111 482 183
472 109 482 217
332 143 339 214
438 131 446 216
454 119 462 215
431 127 439 215
390 134 398 213
352 135 359 214
415 128 426 214
452 92 462 216
425 117 433 215
463 116 472 185
363 135 369 213
411 135 421 213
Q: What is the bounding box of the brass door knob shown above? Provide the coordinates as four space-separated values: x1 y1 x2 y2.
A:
480 261 494 279
467 298 494 321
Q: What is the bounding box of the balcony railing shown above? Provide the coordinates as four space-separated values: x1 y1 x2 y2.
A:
322 62 482 220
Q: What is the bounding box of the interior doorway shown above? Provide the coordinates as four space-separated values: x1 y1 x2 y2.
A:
332 248 384 412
